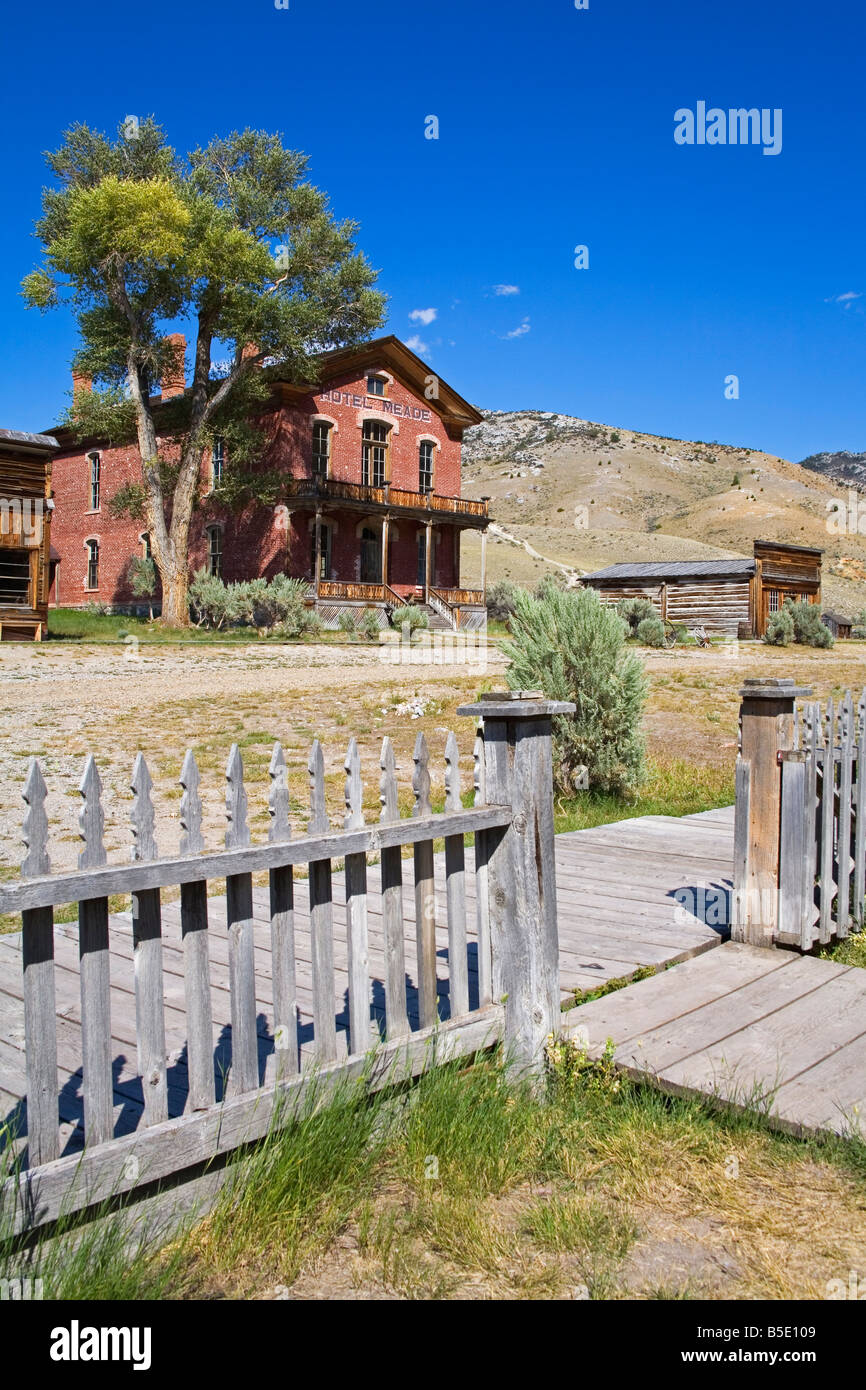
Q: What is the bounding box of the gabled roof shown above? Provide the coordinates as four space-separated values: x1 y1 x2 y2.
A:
584 558 755 583
271 335 483 432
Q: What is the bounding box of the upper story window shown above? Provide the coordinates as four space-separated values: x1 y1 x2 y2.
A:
312 420 332 479
211 438 225 489
366 374 387 397
207 525 223 578
419 441 435 495
87 452 101 511
362 420 390 489
85 539 99 591
140 532 152 560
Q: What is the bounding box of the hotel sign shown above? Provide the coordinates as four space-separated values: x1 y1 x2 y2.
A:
319 389 432 423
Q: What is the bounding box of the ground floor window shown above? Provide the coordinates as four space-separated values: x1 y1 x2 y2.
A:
0 548 30 605
768 589 780 613
207 526 223 578
85 539 99 591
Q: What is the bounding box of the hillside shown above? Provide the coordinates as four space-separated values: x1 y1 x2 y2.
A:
457 410 866 618
799 449 866 492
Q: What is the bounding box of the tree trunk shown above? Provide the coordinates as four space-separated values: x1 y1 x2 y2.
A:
160 565 190 627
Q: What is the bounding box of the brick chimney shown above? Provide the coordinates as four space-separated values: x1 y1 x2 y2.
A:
161 333 187 398
71 369 92 397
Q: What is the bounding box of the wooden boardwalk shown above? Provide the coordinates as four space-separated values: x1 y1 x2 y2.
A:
572 942 866 1140
0 806 733 1159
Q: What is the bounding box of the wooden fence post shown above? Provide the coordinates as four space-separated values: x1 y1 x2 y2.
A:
734 677 812 948
457 690 575 1076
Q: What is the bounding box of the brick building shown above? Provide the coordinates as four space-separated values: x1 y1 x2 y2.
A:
48 336 489 630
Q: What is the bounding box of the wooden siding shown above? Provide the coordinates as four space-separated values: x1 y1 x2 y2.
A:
0 443 53 638
591 579 750 634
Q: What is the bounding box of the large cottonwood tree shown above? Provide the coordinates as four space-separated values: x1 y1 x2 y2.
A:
23 120 386 625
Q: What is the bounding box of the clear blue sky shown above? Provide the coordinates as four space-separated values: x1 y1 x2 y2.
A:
1 0 863 461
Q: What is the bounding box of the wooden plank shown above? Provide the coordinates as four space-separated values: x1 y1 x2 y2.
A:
2 1005 505 1235
20 757 57 1165
819 702 836 944
565 943 794 1056
777 754 807 946
77 756 113 1147
0 805 514 915
836 695 855 939
659 962 863 1100
225 746 258 1095
474 730 492 1007
771 1031 866 1137
444 732 469 1018
412 734 438 1029
308 741 337 1062
343 738 370 1056
179 751 215 1109
854 730 866 929
269 744 298 1078
130 754 168 1127
615 954 848 1077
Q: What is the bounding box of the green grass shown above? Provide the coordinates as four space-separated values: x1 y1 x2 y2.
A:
7 1043 863 1301
46 610 373 646
822 932 866 970
553 756 735 834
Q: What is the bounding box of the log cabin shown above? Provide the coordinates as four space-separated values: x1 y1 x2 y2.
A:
0 428 58 640
583 539 823 638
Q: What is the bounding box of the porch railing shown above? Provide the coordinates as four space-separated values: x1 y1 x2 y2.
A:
282 476 488 521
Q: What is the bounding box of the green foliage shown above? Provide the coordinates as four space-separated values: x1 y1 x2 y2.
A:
503 585 647 796
544 1035 622 1097
764 607 794 646
732 473 741 486
360 607 381 641
616 596 656 634
22 118 387 621
786 598 833 648
107 481 147 522
609 430 621 443
635 615 666 647
486 579 519 622
188 569 315 634
127 555 157 599
337 610 356 635
396 603 429 634
764 600 832 649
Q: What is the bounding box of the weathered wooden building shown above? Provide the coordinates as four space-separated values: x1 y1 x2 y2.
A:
583 540 823 638
0 429 57 640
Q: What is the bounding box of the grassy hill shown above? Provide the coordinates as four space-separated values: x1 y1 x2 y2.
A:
457 410 866 618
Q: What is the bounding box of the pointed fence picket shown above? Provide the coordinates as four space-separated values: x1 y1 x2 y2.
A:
775 685 866 947
0 694 578 1236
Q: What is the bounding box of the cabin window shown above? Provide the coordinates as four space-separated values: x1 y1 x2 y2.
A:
362 420 390 488
85 539 99 591
87 452 101 511
419 441 434 495
312 421 332 479
0 549 30 605
211 439 225 488
367 374 387 397
768 589 780 613
207 526 223 578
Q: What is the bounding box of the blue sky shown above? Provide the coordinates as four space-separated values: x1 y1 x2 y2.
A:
1 0 863 461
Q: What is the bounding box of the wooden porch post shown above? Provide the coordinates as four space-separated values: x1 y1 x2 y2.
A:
457 690 575 1078
733 677 812 947
381 512 390 589
313 507 322 599
425 520 433 597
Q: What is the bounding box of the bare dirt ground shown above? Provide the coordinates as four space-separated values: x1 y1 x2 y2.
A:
0 641 506 873
3 638 866 875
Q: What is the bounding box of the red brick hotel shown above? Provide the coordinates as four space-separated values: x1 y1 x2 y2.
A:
48 336 490 631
